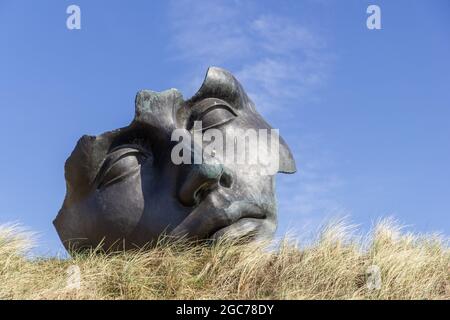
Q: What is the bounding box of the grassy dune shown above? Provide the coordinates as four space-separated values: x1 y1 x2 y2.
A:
0 219 449 300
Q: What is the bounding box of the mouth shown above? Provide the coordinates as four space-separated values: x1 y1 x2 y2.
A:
170 192 269 241
208 217 266 241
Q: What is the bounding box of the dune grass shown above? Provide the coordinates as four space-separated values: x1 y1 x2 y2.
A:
0 219 448 300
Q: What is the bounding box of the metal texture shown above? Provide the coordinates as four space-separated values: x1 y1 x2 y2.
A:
54 67 296 251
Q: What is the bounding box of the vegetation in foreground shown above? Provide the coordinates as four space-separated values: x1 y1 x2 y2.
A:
0 219 449 300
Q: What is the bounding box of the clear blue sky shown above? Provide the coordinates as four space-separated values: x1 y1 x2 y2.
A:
1 0 449 254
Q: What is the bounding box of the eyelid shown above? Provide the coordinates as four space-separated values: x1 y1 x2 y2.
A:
189 98 237 130
197 104 236 119
108 144 150 157
193 108 236 132
104 147 143 165
191 98 236 116
94 147 148 189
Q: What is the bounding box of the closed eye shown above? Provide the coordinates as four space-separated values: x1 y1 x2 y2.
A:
189 98 237 131
196 106 236 131
96 146 151 190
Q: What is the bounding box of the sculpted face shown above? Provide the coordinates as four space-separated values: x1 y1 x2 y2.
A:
54 67 296 251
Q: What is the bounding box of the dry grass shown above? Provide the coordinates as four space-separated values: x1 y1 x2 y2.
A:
0 219 449 300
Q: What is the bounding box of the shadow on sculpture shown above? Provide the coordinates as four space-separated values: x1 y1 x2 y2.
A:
53 67 296 251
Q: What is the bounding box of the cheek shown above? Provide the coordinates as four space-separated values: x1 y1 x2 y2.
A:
94 171 145 237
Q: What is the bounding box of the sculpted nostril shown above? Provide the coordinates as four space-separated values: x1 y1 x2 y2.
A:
178 164 224 207
219 169 233 188
193 182 214 205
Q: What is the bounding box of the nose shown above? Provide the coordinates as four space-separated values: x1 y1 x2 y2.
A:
178 163 233 206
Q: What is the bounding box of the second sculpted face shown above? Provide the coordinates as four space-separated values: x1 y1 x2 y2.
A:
54 67 296 251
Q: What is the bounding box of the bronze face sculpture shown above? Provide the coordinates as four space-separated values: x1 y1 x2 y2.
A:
54 67 296 251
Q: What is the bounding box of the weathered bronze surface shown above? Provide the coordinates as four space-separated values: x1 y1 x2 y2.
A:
54 67 296 251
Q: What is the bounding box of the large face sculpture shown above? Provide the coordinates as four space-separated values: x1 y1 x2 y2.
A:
54 67 296 251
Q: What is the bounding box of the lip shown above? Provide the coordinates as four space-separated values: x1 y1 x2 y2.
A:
208 217 265 241
171 192 268 240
